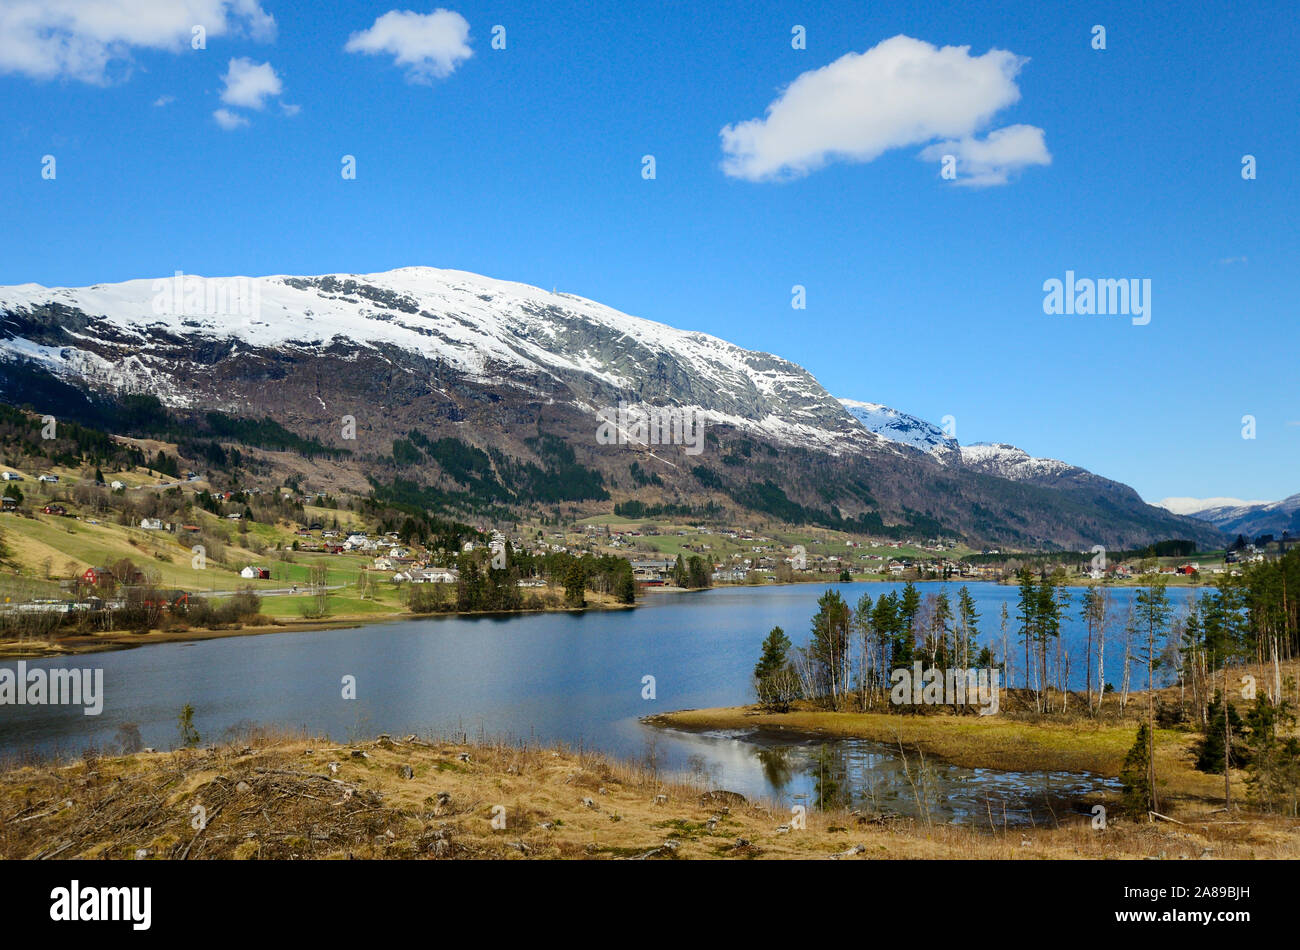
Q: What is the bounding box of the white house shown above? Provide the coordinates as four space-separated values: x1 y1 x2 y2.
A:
38 474 59 483
373 557 394 571
343 533 375 551
139 518 165 531
413 568 459 584
110 480 126 490
2 472 23 481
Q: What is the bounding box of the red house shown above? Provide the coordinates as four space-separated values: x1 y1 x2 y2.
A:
82 566 112 585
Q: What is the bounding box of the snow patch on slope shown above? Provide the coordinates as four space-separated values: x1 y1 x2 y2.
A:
959 442 1075 480
838 398 956 458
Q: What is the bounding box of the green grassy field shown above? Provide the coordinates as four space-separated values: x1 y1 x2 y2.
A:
254 584 406 619
2 508 379 595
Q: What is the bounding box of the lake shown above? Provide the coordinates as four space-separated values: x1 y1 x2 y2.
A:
0 581 1194 823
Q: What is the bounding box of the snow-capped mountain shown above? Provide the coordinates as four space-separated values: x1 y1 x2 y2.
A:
0 266 1225 549
0 267 867 452
834 401 1220 543
1156 494 1300 538
838 398 958 459
958 442 1079 481
837 401 1089 482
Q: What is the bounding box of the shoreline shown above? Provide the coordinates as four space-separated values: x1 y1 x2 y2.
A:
0 573 1212 660
0 599 637 659
643 701 1229 809
713 575 1217 590
3 731 1293 859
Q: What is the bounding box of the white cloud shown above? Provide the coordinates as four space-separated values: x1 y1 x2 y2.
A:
219 57 281 109
153 95 175 107
213 107 248 130
344 9 472 83
230 0 275 42
0 0 275 84
918 124 1051 186
720 34 1049 185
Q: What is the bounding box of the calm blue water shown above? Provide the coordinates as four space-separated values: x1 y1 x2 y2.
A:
0 581 1191 820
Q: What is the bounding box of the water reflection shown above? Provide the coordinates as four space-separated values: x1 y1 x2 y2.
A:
652 727 1118 827
756 746 796 788
0 582 1147 818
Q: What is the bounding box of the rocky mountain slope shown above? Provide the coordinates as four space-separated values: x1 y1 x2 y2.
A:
836 402 1217 547
0 267 1223 549
0 268 867 451
958 442 1084 482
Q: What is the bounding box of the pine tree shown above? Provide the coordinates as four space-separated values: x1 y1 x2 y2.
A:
1016 567 1037 697
854 592 876 705
957 586 980 669
670 554 687 587
1243 694 1300 815
754 626 797 711
898 581 920 662
1034 573 1061 710
872 591 904 668
1135 577 1172 809
1120 722 1154 817
930 590 953 666
563 562 586 607
1081 585 1105 714
613 563 636 604
1195 690 1248 773
807 589 851 709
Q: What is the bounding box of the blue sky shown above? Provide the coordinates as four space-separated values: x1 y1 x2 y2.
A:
1 0 1296 504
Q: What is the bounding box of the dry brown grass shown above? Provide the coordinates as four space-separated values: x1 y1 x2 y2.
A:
650 702 1217 782
1 731 1296 860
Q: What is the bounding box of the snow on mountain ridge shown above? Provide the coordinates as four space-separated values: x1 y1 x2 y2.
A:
0 266 864 450
958 442 1074 478
838 398 957 458
1155 496 1269 516
1155 494 1300 538
837 399 1083 481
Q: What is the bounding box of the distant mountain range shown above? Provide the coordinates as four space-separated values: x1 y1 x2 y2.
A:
837 398 1222 547
0 266 1224 549
1155 495 1300 539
